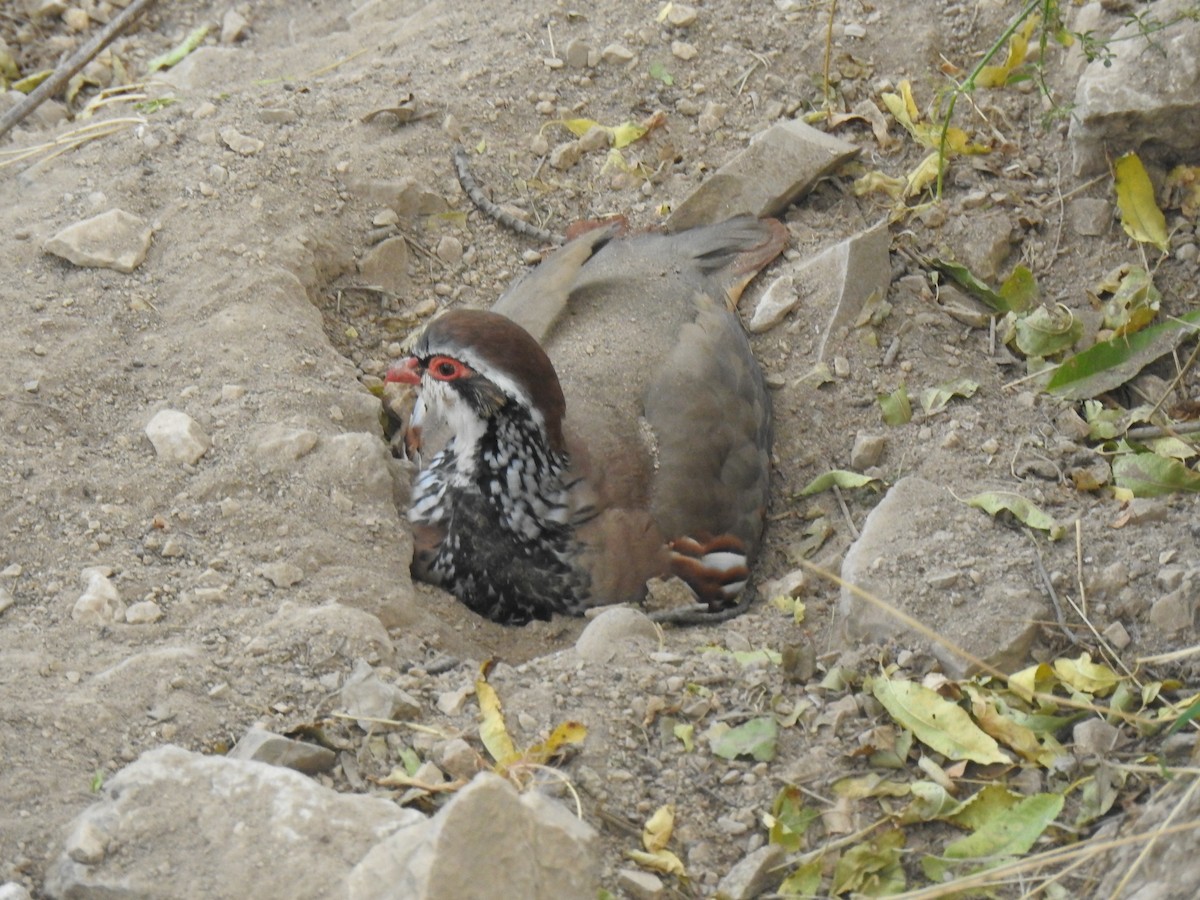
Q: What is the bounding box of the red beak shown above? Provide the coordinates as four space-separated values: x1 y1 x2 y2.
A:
385 356 422 384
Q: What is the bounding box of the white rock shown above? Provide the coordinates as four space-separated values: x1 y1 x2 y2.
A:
219 126 265 156
747 274 796 332
665 3 698 26
0 880 33 900
347 772 599 898
125 600 163 624
72 570 124 625
259 562 304 588
251 423 318 465
576 607 659 663
602 43 635 64
43 209 153 273
220 9 249 44
671 41 698 60
145 409 211 464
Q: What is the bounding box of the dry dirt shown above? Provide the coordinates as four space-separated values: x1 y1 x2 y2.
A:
2 0 1199 897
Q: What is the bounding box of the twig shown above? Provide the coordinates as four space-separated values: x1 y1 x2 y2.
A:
831 484 860 540
1108 775 1200 899
452 145 562 245
1124 421 1200 441
1029 533 1077 646
0 0 159 141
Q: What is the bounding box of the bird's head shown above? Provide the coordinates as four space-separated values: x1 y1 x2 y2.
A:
385 309 568 454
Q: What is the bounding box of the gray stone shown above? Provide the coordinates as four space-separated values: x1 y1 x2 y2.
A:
750 221 891 368
667 119 860 231
229 726 338 775
602 43 635 64
145 409 211 464
44 746 420 899
219 125 265 156
850 433 886 470
360 236 411 294
564 38 592 68
1149 588 1193 634
251 423 320 465
0 882 33 900
340 658 423 725
1070 0 1200 175
347 772 598 899
715 843 785 899
44 209 153 273
1068 197 1113 237
349 177 449 217
617 867 665 899
221 9 249 44
1073 719 1120 757
434 738 483 781
835 476 1047 677
576 607 660 663
259 561 304 587
72 569 124 625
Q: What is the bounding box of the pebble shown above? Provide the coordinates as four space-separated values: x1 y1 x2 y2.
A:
145 409 211 465
850 433 886 469
602 43 635 64
1102 621 1130 649
221 9 249 44
229 727 337 775
359 236 410 294
671 41 698 61
219 126 265 156
1073 719 1120 756
125 601 163 624
435 738 481 780
715 843 785 900
833 356 850 378
259 562 304 588
549 140 584 170
666 4 698 26
0 881 33 900
435 235 464 265
72 569 125 625
1149 588 1192 633
564 38 592 69
43 209 153 274
617 868 665 899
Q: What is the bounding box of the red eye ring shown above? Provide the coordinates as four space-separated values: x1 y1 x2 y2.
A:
427 356 471 381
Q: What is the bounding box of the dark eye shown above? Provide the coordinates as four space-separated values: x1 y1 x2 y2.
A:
428 356 471 381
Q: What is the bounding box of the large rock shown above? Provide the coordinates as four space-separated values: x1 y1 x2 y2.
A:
43 746 421 899
1069 0 1200 175
667 119 860 230
347 772 599 899
834 476 1047 677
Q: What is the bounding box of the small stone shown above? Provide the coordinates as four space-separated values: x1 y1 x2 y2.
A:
602 43 635 64
1073 718 1120 756
340 659 422 725
833 356 850 378
1149 588 1192 633
665 3 698 26
219 126 265 156
576 608 659 663
44 209 153 273
372 208 400 227
62 7 90 32
435 235 464 265
0 881 33 900
259 107 297 125
759 568 806 600
715 843 785 900
221 384 247 402
252 424 319 464
563 38 591 68
125 600 163 624
850 433 886 469
359 236 410 294
436 738 483 781
145 409 211 464
259 562 304 588
229 727 337 775
617 868 665 899
549 140 584 170
65 818 109 865
1069 198 1112 236
72 570 124 625
1102 621 1130 649
671 41 698 61
220 9 249 44
160 538 185 559
577 125 611 152
0 585 14 615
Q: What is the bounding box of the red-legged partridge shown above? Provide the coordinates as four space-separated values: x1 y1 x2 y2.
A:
386 216 786 624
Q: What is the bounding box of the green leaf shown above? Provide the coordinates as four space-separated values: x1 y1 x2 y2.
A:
942 792 1064 860
799 469 881 496
967 491 1066 540
146 25 210 74
831 828 906 895
1047 310 1200 399
870 677 1011 765
1099 265 1161 336
768 786 819 852
931 258 1008 311
997 264 1038 313
710 717 778 761
648 61 674 86
1012 305 1082 357
919 377 980 414
1114 152 1171 253
778 858 823 897
1113 453 1200 497
879 384 912 425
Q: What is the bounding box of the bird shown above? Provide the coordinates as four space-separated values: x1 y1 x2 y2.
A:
385 216 787 625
